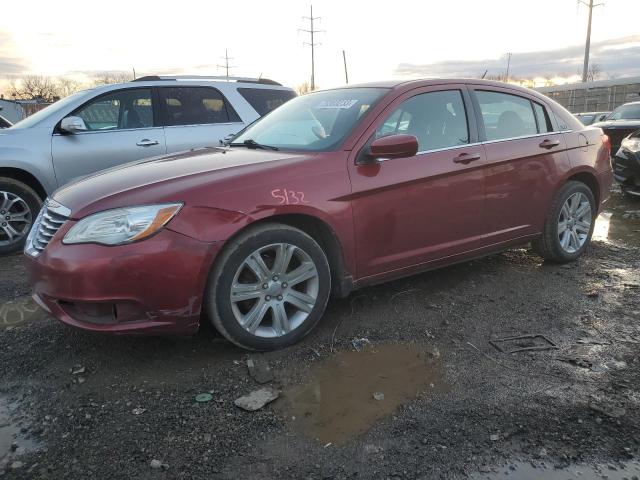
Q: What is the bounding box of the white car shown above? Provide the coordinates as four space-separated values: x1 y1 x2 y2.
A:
0 76 296 253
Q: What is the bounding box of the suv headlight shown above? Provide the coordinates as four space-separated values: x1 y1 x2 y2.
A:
63 203 182 246
621 137 640 153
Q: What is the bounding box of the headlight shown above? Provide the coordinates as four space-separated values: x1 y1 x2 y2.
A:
621 137 640 153
63 203 182 246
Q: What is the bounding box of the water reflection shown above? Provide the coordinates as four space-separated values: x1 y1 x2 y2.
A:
593 193 640 247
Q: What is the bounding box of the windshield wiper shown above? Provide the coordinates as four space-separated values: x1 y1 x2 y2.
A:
229 139 279 151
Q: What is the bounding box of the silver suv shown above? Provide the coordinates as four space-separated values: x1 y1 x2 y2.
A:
0 76 295 254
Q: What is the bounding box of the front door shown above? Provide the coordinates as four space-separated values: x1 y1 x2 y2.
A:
51 87 166 186
348 86 487 279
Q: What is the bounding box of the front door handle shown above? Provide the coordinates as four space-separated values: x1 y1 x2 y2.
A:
453 153 482 164
136 139 159 147
539 139 560 149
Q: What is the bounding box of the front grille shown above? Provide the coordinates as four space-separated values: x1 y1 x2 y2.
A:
25 199 70 257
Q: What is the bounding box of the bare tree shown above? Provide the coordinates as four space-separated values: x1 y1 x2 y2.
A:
56 78 84 98
92 71 133 86
586 63 601 82
296 81 318 95
8 75 61 102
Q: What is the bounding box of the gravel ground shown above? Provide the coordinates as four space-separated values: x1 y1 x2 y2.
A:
0 190 639 479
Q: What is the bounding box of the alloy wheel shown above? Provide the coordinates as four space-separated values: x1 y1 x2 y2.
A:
229 243 319 338
0 191 32 248
557 192 592 254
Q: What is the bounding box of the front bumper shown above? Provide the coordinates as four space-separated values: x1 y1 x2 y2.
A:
24 226 221 335
613 148 640 194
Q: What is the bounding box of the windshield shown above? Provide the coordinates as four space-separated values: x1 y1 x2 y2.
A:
607 103 640 121
232 87 387 151
10 91 88 129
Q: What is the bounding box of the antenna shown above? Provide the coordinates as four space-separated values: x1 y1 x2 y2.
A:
343 49 349 84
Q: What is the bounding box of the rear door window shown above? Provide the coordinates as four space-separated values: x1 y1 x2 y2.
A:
159 87 241 126
237 88 296 116
476 90 538 141
533 102 553 133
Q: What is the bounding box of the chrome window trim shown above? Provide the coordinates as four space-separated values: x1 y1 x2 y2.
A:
53 126 164 136
481 130 566 146
376 142 482 162
163 122 244 129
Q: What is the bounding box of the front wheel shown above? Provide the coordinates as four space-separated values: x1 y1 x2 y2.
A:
532 181 596 263
205 223 331 351
0 178 42 256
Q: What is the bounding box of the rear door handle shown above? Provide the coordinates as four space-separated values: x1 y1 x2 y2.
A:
453 153 482 164
539 139 560 149
136 139 159 147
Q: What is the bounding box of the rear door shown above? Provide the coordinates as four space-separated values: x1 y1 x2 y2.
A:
51 87 166 186
469 86 570 242
348 85 488 279
159 86 244 153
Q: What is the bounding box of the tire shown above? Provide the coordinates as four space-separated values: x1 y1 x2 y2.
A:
204 223 331 351
0 177 42 256
531 181 596 263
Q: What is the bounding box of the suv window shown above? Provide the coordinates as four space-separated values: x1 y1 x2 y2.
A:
237 88 296 116
476 90 538 141
160 87 240 126
376 90 469 151
75 89 153 131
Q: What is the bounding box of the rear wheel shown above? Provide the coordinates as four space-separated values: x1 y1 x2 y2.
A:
532 181 596 263
0 178 42 255
205 223 331 351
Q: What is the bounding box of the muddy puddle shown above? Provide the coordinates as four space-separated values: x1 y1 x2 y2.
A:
473 460 640 479
594 194 640 247
283 342 446 445
0 296 42 330
0 396 39 464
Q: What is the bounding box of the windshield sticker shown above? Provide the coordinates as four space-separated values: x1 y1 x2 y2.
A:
315 99 358 109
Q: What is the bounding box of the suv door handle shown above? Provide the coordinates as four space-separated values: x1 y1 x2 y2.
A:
453 153 482 164
136 139 159 147
539 139 560 149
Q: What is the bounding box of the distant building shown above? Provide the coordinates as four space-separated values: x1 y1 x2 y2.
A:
0 98 26 123
536 76 640 113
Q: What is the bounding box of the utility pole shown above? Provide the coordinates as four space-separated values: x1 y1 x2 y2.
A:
579 0 603 83
132 67 136 80
505 52 511 83
300 5 323 91
217 49 236 80
342 49 349 84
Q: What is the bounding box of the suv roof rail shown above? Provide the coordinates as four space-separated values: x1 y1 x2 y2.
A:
133 75 282 86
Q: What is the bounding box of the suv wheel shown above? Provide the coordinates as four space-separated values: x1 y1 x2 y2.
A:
205 223 331 351
0 177 42 255
532 181 596 263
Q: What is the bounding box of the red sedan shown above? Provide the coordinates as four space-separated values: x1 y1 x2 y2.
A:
24 79 613 350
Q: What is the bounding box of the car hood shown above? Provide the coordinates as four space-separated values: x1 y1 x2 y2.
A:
53 147 308 218
592 119 640 129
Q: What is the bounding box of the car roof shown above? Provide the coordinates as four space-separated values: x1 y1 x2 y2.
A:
332 78 548 96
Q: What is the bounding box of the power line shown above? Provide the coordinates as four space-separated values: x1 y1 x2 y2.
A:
578 0 604 83
299 5 323 91
217 49 236 79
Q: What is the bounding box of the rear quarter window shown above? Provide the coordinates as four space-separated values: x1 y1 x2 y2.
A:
237 88 297 116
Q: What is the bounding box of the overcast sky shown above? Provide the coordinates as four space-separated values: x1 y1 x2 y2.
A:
0 0 638 89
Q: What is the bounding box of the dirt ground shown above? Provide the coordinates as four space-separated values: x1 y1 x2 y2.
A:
1 189 639 480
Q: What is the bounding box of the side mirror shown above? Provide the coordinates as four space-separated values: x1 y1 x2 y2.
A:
367 134 418 162
60 116 87 133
